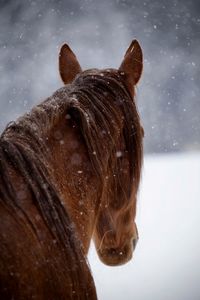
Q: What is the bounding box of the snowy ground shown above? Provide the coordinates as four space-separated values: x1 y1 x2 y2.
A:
88 153 200 300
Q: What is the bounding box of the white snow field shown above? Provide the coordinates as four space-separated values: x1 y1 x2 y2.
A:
88 153 200 300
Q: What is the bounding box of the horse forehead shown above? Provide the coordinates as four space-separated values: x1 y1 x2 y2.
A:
82 68 99 74
80 68 118 77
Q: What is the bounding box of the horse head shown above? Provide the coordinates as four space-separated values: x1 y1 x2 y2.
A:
59 40 144 266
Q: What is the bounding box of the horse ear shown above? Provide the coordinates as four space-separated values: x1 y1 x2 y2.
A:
119 40 143 85
59 44 82 84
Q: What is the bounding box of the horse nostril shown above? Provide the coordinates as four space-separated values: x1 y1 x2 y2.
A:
109 248 117 255
132 238 138 250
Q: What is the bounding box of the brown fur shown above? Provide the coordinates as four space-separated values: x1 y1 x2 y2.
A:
0 41 143 299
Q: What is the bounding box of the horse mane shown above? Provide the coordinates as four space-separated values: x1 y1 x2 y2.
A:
0 116 95 296
0 68 142 297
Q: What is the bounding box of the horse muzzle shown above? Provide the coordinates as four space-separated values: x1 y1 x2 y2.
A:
97 236 138 266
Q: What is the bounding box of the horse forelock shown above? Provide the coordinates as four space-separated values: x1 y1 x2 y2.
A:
71 69 143 201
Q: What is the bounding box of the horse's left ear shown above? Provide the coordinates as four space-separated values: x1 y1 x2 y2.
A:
119 40 143 85
59 44 82 84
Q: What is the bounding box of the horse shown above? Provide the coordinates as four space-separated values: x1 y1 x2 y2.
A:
0 40 144 299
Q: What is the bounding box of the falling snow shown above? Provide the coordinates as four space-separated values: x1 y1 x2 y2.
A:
0 0 199 153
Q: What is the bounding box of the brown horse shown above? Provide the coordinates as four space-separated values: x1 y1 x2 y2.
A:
0 40 143 299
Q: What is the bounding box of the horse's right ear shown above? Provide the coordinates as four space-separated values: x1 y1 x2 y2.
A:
59 44 82 84
119 40 143 86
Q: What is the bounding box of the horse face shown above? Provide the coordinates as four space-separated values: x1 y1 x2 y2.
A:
93 128 142 266
93 142 141 266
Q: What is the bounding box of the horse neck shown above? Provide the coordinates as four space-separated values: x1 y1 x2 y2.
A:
46 114 101 254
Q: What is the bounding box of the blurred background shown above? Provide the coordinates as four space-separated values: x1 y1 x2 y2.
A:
0 0 199 299
0 0 199 153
